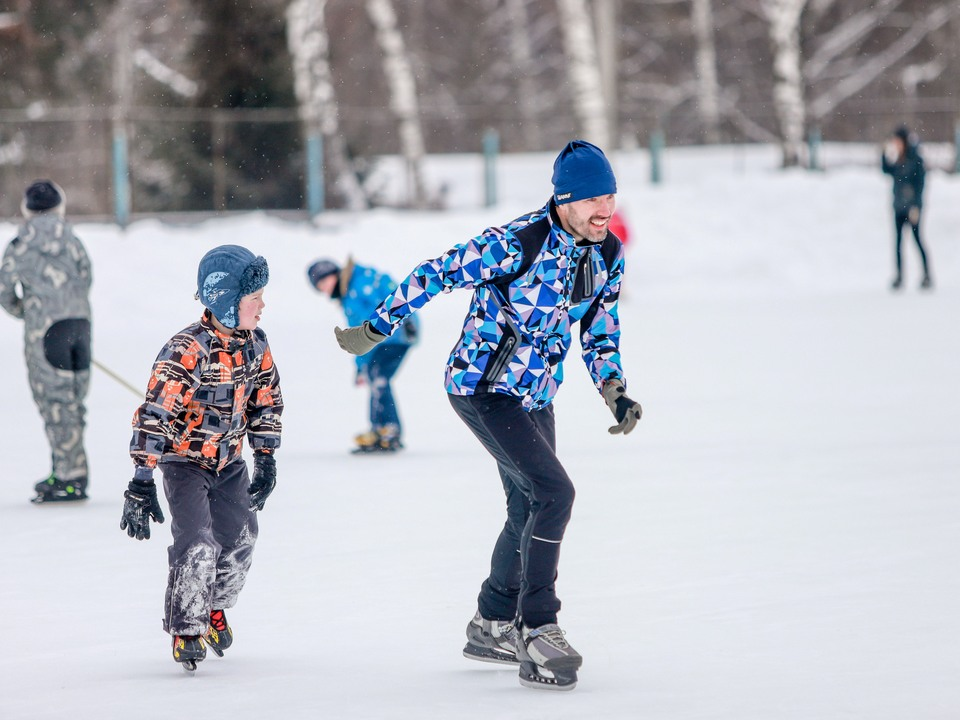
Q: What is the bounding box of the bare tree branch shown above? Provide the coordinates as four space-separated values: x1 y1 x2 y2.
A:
809 2 960 120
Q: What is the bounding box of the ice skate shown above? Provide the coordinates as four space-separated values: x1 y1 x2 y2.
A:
515 623 581 691
31 475 88 504
203 609 233 657
920 274 933 290
462 611 520 665
351 426 403 454
172 634 206 672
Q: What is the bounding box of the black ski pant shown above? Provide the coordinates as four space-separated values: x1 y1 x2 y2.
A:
160 458 258 636
449 392 575 629
894 207 931 279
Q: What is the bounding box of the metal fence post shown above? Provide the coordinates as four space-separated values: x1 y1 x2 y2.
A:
111 125 130 227
306 131 324 217
954 121 960 175
483 128 499 207
808 126 822 171
650 127 664 185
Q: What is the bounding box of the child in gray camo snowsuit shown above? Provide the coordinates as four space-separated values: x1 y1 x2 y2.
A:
0 180 92 503
121 244 283 671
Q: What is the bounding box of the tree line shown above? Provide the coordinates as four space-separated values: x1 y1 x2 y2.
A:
0 0 955 214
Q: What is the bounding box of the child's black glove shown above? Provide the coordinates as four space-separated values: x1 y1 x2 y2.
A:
121 478 165 541
248 452 277 511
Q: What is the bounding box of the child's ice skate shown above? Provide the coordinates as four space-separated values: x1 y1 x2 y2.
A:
516 622 582 691
351 426 403 454
462 610 520 665
203 609 233 657
172 634 206 672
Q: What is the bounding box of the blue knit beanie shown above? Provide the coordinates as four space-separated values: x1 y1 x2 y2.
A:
196 245 269 329
552 140 617 205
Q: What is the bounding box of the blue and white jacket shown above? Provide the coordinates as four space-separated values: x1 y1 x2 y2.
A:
338 259 419 378
368 200 626 410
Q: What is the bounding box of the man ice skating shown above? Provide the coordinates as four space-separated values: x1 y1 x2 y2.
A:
307 257 419 453
0 180 93 503
335 140 642 691
122 244 283 672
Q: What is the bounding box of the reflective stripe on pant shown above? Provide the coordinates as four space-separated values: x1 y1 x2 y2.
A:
160 459 258 636
448 392 575 628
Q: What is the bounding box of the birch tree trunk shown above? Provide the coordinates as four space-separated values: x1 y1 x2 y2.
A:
691 0 721 143
762 0 808 167
505 0 541 150
286 0 366 211
366 0 428 208
593 0 619 148
556 0 610 149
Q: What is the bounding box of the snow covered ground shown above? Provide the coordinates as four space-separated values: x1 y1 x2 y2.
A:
1 144 958 719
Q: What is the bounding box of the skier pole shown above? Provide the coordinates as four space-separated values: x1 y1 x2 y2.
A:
92 359 143 398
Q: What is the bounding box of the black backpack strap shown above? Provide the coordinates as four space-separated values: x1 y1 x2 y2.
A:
485 214 551 295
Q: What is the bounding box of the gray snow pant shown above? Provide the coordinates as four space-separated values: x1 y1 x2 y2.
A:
449 392 575 629
25 317 90 483
160 459 258 636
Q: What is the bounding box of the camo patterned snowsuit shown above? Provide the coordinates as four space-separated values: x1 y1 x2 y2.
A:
0 214 92 486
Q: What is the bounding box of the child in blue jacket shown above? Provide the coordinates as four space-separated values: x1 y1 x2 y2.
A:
308 257 418 452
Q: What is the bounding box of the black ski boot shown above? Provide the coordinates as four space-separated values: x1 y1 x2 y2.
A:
204 609 233 657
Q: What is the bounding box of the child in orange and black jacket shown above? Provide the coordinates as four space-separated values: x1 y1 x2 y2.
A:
120 244 283 671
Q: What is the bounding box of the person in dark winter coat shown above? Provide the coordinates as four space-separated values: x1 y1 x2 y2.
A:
334 140 642 691
0 180 93 503
881 125 933 289
121 244 284 671
308 257 419 452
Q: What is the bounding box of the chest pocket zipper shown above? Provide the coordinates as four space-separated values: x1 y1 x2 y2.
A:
572 251 595 303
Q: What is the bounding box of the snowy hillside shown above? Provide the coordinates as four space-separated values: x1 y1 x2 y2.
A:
1 144 958 720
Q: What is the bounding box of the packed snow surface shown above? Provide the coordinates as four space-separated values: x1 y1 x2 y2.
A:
2 144 957 719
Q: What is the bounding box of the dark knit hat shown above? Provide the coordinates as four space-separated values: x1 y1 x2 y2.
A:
552 140 617 205
893 125 919 147
307 259 340 287
22 179 65 218
196 245 269 329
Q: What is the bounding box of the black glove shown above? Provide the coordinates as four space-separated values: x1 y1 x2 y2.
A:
121 478 165 541
601 379 642 435
335 322 387 356
248 452 277 511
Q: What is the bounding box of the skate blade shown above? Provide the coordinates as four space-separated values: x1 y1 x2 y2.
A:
31 494 88 505
179 659 199 673
518 661 577 691
463 643 520 666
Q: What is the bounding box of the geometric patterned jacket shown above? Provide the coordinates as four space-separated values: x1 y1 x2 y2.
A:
130 312 283 472
368 199 626 411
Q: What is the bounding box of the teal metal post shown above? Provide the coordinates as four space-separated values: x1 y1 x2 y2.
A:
807 126 822 171
306 132 324 217
483 128 499 207
112 128 130 227
954 122 960 174
650 128 664 185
